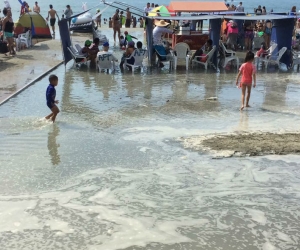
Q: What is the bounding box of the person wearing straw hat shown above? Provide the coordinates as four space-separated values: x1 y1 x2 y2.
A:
153 19 174 45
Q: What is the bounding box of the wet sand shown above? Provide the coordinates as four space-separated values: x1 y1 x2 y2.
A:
181 132 300 157
0 35 91 103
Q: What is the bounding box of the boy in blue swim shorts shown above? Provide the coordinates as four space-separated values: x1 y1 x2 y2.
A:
45 74 60 122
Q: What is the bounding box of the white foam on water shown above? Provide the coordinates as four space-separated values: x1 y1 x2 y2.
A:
0 200 41 233
245 208 267 225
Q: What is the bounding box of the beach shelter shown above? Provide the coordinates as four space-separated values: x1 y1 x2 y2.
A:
15 12 52 38
148 6 171 17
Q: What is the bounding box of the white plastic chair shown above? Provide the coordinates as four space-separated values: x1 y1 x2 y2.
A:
97 53 116 73
67 46 88 67
18 30 31 48
219 41 239 70
74 44 87 57
173 42 190 70
292 50 300 70
124 49 147 73
260 47 287 69
255 43 278 68
154 45 175 71
189 45 216 70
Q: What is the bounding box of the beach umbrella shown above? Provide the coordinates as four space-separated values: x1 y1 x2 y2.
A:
166 5 176 16
148 5 171 17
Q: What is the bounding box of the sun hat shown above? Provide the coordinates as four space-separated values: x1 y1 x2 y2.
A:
103 42 109 47
155 20 169 27
84 40 92 46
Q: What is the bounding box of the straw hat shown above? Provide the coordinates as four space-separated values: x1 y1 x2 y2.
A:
155 20 169 27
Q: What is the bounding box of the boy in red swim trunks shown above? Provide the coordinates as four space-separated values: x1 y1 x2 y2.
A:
236 51 256 111
45 74 60 122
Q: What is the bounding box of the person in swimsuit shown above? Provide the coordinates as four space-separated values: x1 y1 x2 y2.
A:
45 74 60 123
236 51 256 111
2 8 16 56
33 1 40 13
47 4 59 35
112 9 121 43
125 8 131 28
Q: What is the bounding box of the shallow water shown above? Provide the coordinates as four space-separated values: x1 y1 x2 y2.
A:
0 64 300 249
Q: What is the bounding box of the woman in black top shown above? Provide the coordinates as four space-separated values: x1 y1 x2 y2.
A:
2 8 16 56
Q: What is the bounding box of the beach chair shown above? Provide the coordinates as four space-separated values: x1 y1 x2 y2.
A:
18 30 31 49
173 42 190 70
190 45 216 70
97 54 116 73
67 46 88 67
74 44 87 57
124 49 147 73
292 50 300 70
154 45 174 71
255 43 277 68
260 47 287 69
219 41 239 70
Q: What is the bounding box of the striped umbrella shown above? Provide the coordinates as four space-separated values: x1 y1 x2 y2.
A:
148 5 171 17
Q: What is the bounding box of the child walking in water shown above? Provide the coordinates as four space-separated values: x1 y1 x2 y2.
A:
45 74 60 122
236 51 256 111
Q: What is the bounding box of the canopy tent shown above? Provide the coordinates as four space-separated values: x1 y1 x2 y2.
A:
168 1 228 13
15 12 51 38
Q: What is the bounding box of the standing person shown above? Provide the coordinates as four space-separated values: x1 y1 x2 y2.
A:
112 9 121 44
227 20 239 50
235 2 244 12
236 51 256 111
64 5 73 26
151 3 155 9
144 2 151 16
262 6 267 14
95 9 101 27
45 74 60 123
33 1 40 13
264 20 272 48
290 6 297 15
2 8 16 56
119 11 124 28
132 16 137 28
255 5 262 15
46 5 60 35
244 21 254 50
125 8 131 28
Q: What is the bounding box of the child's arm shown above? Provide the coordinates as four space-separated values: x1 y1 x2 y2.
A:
131 35 138 40
236 71 242 86
253 73 256 88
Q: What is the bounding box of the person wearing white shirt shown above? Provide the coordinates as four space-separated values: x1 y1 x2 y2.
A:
235 2 244 12
153 20 174 45
97 42 118 69
144 2 152 16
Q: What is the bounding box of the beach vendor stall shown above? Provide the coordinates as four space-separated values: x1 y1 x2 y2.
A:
166 1 228 50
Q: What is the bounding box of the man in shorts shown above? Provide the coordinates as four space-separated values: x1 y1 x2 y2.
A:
47 4 60 35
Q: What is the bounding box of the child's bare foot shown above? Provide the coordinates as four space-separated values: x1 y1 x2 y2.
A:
240 106 244 111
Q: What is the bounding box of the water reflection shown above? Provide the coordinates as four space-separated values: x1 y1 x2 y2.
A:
47 124 60 165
